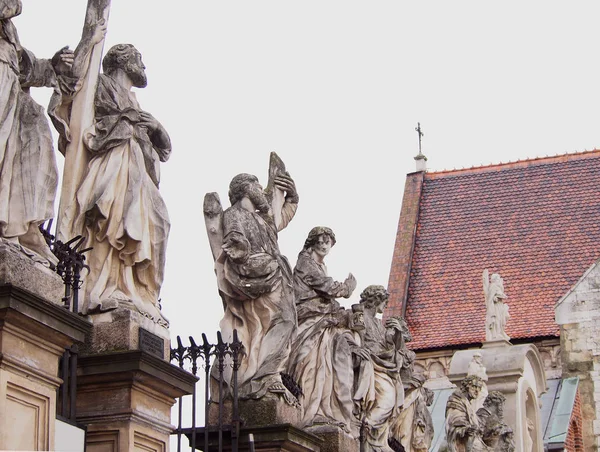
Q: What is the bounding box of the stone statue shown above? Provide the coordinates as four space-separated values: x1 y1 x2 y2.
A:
389 374 434 452
204 153 299 404
53 43 171 324
0 0 74 263
353 285 408 451
467 352 488 411
482 270 510 342
439 375 491 452
286 226 358 433
477 392 515 452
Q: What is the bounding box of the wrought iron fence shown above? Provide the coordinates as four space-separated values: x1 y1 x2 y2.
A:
40 219 92 312
39 220 91 312
56 344 79 423
171 330 242 452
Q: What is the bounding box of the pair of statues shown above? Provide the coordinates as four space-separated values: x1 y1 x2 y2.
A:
1 3 171 324
204 156 431 451
441 375 514 452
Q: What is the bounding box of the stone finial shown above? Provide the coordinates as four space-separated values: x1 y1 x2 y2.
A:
414 152 428 172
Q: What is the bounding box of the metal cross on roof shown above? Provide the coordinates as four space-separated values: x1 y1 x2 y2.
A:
415 122 424 155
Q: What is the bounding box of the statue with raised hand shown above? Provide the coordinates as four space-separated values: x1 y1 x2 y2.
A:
287 226 358 434
52 42 171 325
204 152 299 405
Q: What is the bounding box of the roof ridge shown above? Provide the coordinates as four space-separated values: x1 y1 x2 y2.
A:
425 149 600 179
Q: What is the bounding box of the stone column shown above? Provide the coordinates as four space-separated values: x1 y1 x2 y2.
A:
0 244 91 451
77 350 197 452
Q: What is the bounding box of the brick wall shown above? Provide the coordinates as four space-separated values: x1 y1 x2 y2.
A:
565 388 584 451
386 171 424 319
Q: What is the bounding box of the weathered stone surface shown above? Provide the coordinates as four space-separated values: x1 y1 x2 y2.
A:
77 351 196 451
0 241 63 304
287 226 357 433
0 284 91 451
0 1 63 264
353 285 414 451
81 307 170 358
204 153 299 405
447 345 546 452
556 258 600 451
53 38 170 326
187 424 323 452
305 425 358 452
483 270 510 343
208 397 302 428
438 375 490 452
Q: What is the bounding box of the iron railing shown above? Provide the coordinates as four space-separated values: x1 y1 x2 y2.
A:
171 330 242 452
39 220 91 312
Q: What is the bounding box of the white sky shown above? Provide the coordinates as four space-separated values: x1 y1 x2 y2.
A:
15 1 600 348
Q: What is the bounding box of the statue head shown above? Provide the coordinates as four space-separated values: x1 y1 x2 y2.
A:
228 173 269 213
473 352 483 364
424 387 434 406
359 285 389 313
303 226 336 261
461 375 484 401
483 391 506 418
103 44 147 88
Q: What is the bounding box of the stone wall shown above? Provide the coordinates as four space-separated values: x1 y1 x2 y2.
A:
414 338 561 390
559 321 600 451
556 259 600 452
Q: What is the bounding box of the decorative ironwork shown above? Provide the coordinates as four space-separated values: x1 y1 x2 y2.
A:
170 330 243 452
280 372 302 399
39 220 91 312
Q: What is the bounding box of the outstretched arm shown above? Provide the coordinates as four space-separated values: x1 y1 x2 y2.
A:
70 18 107 81
273 173 298 231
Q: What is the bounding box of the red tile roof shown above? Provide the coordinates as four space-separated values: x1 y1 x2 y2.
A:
387 150 600 350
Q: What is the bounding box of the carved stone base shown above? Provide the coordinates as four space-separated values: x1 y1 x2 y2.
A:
186 424 323 451
209 396 302 428
305 425 359 452
77 351 197 452
0 284 90 451
0 240 64 304
482 339 512 349
82 307 171 359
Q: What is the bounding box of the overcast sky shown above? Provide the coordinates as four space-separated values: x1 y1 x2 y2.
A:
15 1 600 345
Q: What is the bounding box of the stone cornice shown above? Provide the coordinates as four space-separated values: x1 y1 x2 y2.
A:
78 350 198 397
0 284 91 343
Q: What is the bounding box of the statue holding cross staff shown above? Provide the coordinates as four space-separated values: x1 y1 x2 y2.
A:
52 1 172 325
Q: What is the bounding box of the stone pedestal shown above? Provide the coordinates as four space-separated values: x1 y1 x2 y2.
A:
77 350 197 452
83 307 171 359
209 396 302 428
305 425 359 452
448 342 547 452
186 424 323 451
0 283 91 451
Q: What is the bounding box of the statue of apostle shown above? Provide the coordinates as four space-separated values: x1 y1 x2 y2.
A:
203 153 299 405
52 43 171 325
0 0 73 263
